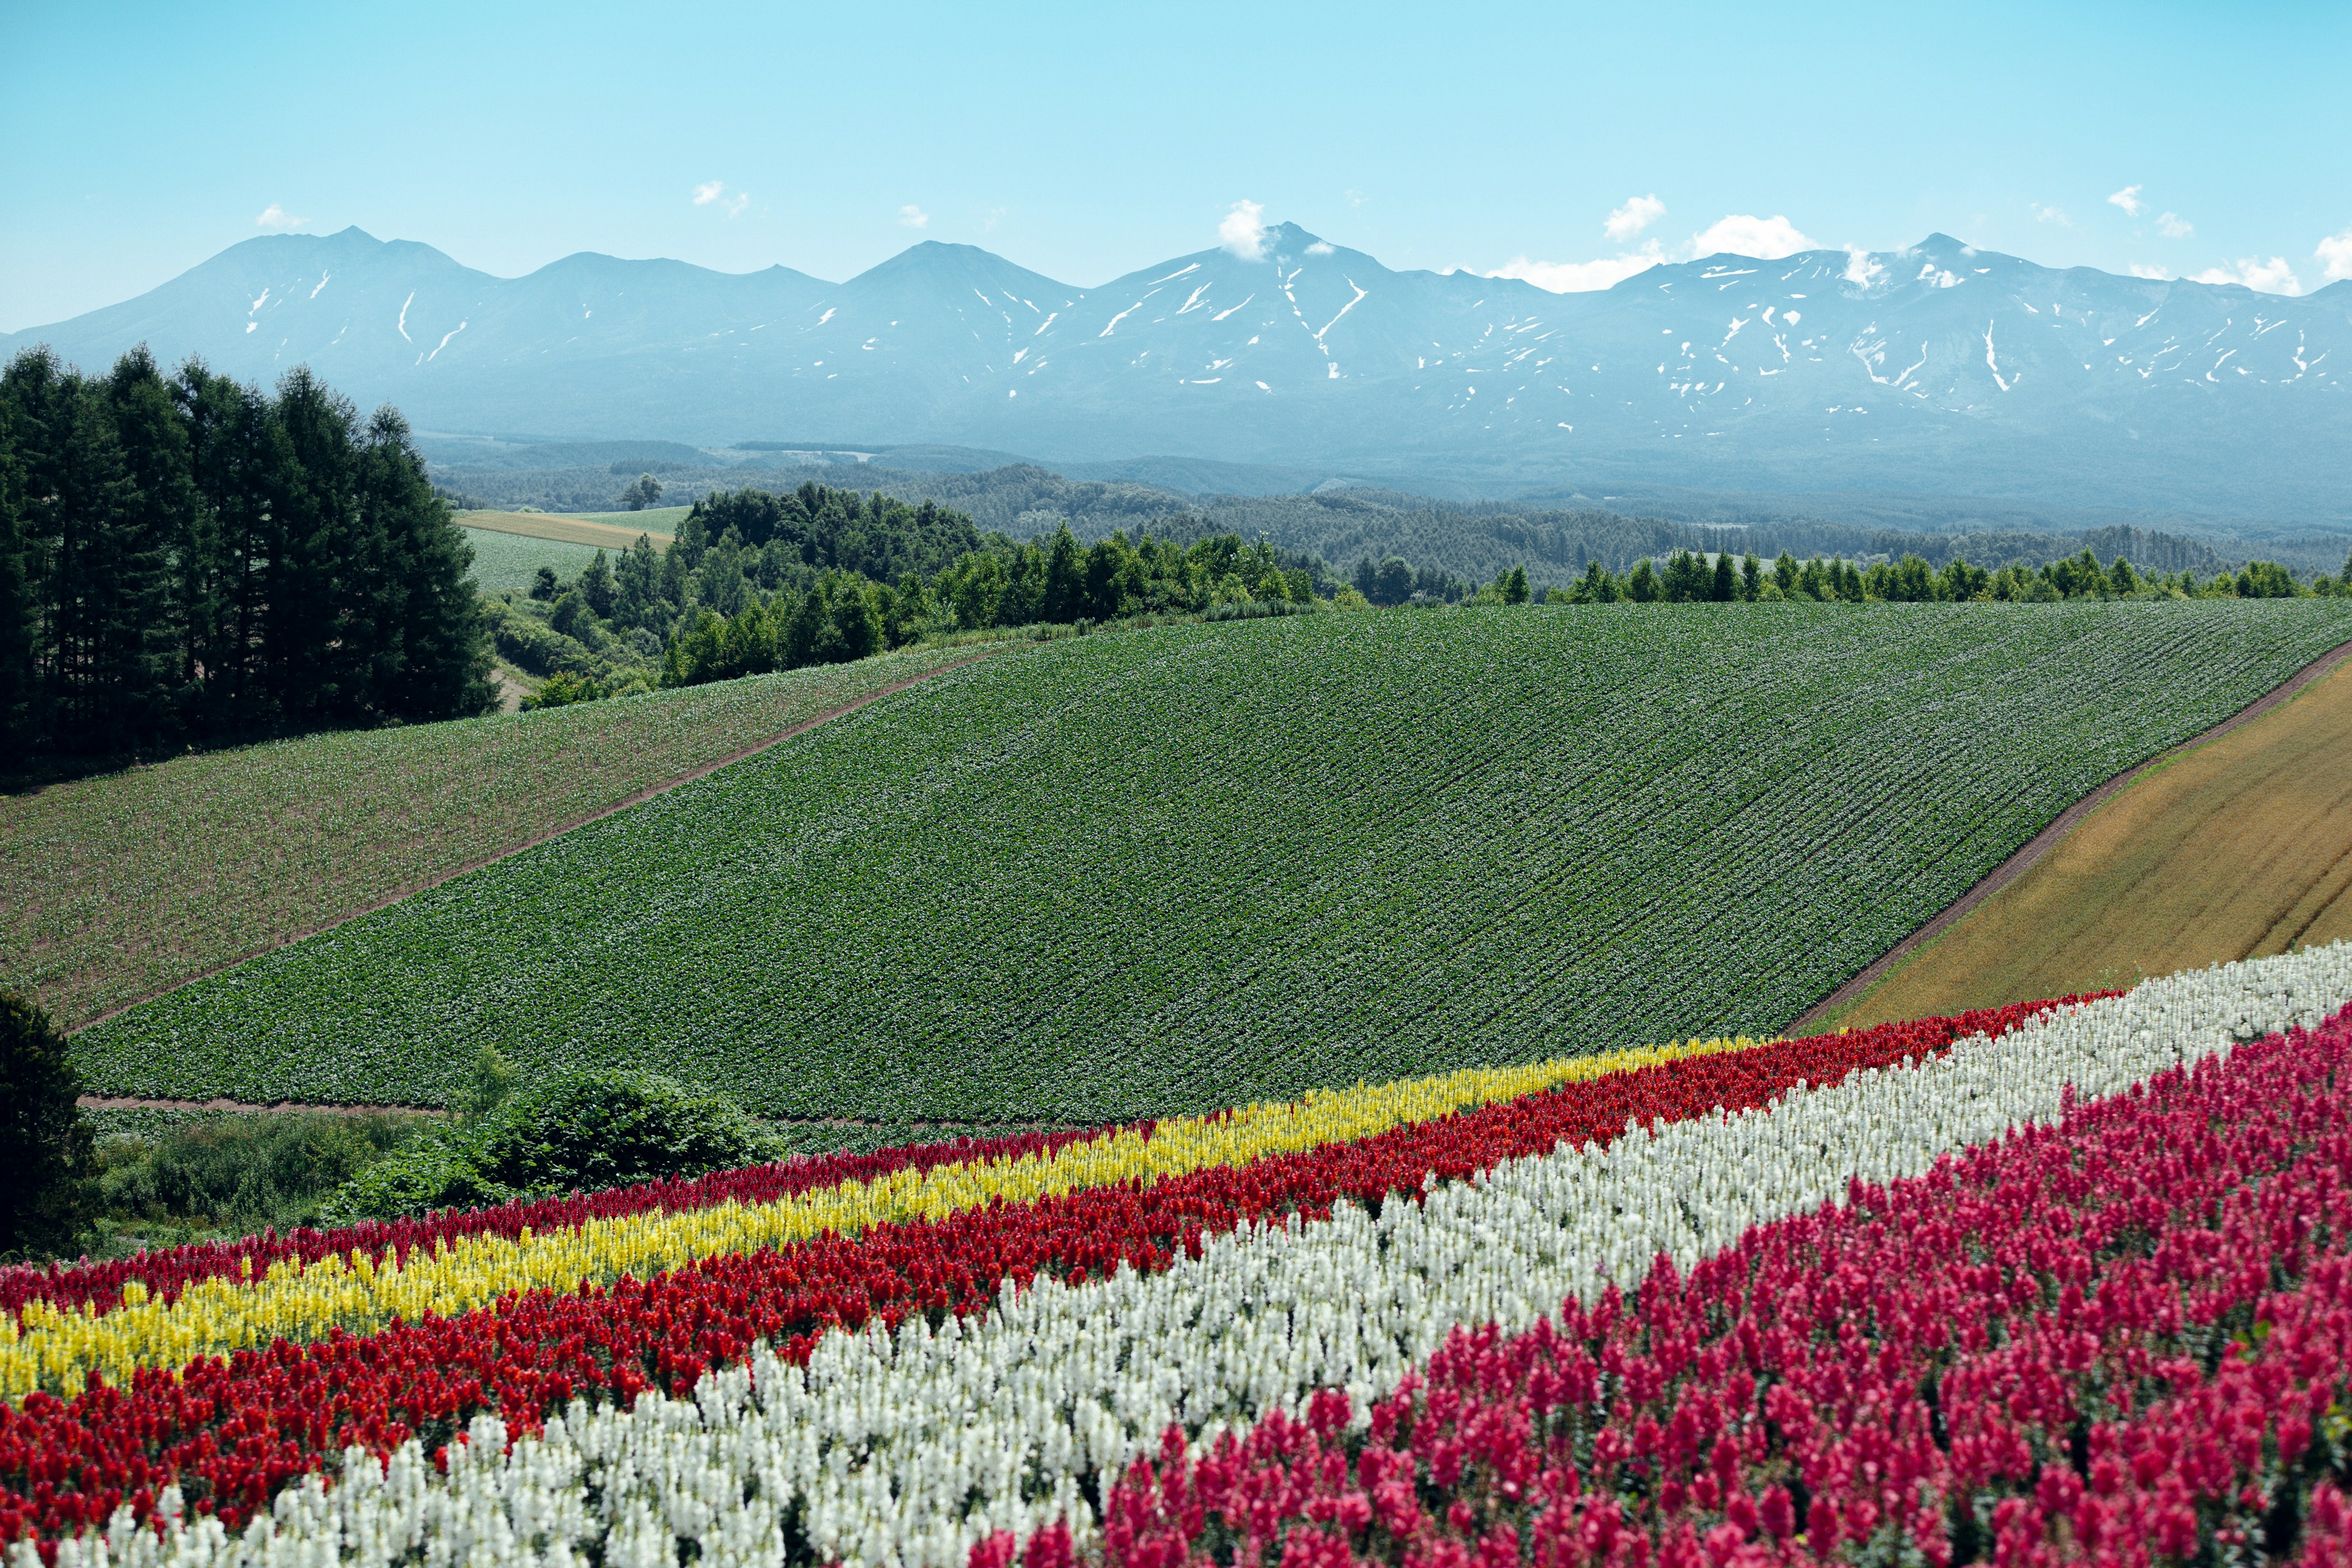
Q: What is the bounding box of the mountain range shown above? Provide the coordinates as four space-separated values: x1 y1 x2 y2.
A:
7 223 2348 520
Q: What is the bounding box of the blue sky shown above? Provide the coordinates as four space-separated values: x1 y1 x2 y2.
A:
4 0 2347 331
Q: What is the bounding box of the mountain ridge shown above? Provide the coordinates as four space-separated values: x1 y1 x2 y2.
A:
8 222 2348 519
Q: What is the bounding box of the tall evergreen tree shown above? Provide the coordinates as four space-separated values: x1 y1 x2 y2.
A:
0 399 34 763
1710 550 1737 602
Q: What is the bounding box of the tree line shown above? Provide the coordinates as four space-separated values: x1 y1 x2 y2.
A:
1540 547 2350 606
0 348 491 764
655 510 1321 690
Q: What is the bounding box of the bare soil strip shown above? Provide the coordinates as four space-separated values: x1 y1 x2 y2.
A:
1789 633 2352 1034
67 652 995 1038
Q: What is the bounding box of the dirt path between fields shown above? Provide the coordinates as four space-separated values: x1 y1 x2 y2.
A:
67 650 997 1052
1789 633 2352 1034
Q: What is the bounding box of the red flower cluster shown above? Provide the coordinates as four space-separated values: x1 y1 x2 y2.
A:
0 1000 2079 1547
1 1125 1120 1321
1091 1003 2352 1568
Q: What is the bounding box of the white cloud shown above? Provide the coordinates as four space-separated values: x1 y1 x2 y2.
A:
1219 199 1268 260
1687 213 1817 259
1604 194 1666 241
1488 243 1665 292
2107 184 2144 217
1305 239 1334 255
691 181 725 206
2129 263 2174 281
2190 257 2304 295
2029 202 2071 227
254 203 306 232
726 193 749 218
2317 228 2352 282
1344 188 1366 208
2157 211 2193 239
898 205 929 229
1842 245 1883 287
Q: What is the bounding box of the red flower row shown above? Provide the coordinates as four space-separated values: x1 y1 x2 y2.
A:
1 1124 1120 1321
0 999 2081 1548
1086 1002 2352 1568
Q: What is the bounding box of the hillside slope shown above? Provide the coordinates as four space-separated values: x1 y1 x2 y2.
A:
2 650 979 1029
1831 650 2352 1021
70 601 2352 1119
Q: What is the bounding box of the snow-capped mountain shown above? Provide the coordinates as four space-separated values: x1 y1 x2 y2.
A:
8 223 2348 515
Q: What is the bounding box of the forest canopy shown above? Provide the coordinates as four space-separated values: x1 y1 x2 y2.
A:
0 347 492 765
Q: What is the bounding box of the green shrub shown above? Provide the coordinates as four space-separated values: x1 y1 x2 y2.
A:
0 989 97 1259
97 1112 420 1240
322 1069 782 1222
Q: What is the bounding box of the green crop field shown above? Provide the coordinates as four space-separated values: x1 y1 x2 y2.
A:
461 527 609 596
70 601 2352 1120
2 646 982 1030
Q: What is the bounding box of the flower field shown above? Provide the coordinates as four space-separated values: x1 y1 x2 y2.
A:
9 945 2352 1566
69 601 2352 1119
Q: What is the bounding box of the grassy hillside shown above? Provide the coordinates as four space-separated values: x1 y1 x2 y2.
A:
69 600 2352 1119
454 510 677 547
2 647 982 1029
1831 652 2352 1022
461 527 608 596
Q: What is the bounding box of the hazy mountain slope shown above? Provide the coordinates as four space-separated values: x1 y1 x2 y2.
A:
9 224 2348 518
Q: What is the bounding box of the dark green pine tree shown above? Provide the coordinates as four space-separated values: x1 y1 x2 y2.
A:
1042 524 1085 622
263 367 363 725
1741 553 1762 601
100 348 197 749
173 363 282 736
358 405 492 722
0 399 36 764
0 989 98 1259
1711 550 1737 602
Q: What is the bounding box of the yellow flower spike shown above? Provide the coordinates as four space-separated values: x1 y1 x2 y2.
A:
2 1033 1774 1400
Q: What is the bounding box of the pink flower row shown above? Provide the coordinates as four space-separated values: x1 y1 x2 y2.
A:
1074 1001 2352 1568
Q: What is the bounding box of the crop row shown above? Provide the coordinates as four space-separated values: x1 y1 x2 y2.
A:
1097 968 2352 1568
0 999 2096 1544
70 601 2352 1120
3 1035 1782 1388
7 646 982 1030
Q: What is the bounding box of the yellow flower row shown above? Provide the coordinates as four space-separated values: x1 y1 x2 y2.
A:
2 1034 1772 1400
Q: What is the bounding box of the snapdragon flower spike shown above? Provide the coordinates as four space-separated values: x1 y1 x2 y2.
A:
0 1126 1121 1322
1095 999 2352 1568
0 1003 2075 1545
17 949 2347 1568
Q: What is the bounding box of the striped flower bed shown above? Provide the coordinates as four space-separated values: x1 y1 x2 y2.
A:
9 952 2350 1566
3 1035 1789 1399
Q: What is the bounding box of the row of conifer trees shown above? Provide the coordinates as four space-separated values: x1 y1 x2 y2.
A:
0 348 492 765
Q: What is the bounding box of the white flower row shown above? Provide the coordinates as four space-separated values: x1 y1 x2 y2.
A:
36 944 2352 1568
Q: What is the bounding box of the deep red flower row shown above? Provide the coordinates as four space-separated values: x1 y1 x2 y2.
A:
0 1000 2081 1548
0 1123 1119 1320
1085 1001 2352 1568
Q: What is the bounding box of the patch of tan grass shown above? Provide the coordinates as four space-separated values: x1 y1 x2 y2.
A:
1833 657 2352 1025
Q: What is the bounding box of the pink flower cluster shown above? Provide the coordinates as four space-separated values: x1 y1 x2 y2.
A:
1083 1003 2352 1568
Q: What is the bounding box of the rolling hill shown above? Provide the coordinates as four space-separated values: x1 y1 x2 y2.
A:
69 600 2352 1121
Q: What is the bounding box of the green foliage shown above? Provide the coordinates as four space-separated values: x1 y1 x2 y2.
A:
0 349 493 764
320 1070 783 1223
457 1044 519 1118
1 989 98 1259
518 670 608 710
75 602 2352 1123
96 1110 419 1245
